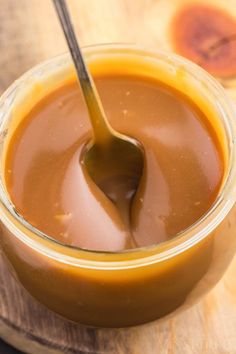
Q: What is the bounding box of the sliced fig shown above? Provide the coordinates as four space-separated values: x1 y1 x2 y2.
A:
171 4 236 78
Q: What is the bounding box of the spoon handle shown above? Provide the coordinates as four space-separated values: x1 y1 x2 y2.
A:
53 0 111 143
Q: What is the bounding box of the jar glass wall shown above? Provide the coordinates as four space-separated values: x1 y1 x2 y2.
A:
0 45 236 328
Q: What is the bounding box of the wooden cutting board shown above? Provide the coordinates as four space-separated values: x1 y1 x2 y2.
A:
1 0 236 353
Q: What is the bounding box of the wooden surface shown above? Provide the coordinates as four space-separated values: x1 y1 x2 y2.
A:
1 0 236 353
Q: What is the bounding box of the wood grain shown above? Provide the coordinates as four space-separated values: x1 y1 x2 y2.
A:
1 0 236 353
1 248 236 354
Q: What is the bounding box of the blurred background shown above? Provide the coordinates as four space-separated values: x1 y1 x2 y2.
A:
1 0 236 353
1 0 236 95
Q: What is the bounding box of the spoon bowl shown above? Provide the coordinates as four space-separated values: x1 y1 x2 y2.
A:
83 134 144 224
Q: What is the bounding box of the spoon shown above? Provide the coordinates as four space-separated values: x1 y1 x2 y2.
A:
53 0 144 227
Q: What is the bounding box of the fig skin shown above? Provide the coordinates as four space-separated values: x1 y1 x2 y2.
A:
170 4 236 78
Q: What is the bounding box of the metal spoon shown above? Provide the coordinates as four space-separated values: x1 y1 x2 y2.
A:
53 0 144 227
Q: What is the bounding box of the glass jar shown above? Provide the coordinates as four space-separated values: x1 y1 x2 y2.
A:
0 44 236 328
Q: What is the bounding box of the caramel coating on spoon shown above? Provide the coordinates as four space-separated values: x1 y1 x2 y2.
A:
171 4 236 78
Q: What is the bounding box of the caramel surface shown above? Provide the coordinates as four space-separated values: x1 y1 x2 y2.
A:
5 74 223 251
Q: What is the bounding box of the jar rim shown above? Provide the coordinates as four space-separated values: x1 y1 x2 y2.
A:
0 43 236 269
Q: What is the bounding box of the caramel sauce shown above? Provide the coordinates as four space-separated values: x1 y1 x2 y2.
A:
5 74 223 251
